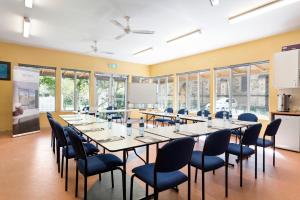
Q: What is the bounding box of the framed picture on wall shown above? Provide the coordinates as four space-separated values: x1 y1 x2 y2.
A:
0 61 11 80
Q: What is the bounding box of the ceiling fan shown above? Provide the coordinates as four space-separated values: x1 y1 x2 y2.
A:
111 16 155 40
86 40 114 55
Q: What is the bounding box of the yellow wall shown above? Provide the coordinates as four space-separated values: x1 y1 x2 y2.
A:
0 41 149 132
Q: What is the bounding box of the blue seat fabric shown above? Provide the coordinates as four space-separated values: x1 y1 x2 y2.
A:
256 138 273 147
63 143 99 158
227 143 254 156
132 163 188 191
190 151 225 172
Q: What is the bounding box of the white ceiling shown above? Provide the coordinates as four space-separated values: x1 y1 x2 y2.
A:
1 0 300 65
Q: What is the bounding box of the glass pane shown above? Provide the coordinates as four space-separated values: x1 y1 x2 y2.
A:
178 75 187 109
199 71 210 110
39 68 56 112
159 78 167 109
231 67 248 116
112 76 126 109
188 73 198 111
61 70 75 111
250 63 269 118
96 75 110 110
167 76 174 108
76 71 90 110
215 69 230 112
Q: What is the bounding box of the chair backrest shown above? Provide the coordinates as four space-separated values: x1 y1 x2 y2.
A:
52 119 68 147
66 127 87 160
203 129 231 156
165 107 173 113
238 113 258 122
46 112 53 119
215 111 229 119
155 137 195 172
178 108 188 115
241 123 262 146
48 118 57 135
197 110 210 117
264 119 282 137
106 106 118 110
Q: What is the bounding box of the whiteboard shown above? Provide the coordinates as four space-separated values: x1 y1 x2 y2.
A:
128 83 157 104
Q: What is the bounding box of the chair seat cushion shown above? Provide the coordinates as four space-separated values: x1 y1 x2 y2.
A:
132 163 188 191
112 116 122 120
190 151 225 172
63 143 99 158
227 143 254 157
231 129 241 136
168 121 185 125
155 118 172 123
256 138 273 147
78 154 123 176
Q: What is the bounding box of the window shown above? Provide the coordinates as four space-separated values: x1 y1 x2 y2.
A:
95 73 128 110
61 69 90 111
177 70 210 111
155 75 174 109
214 61 269 119
19 65 56 112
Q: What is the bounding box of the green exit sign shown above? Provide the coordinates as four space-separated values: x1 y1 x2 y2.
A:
108 63 118 69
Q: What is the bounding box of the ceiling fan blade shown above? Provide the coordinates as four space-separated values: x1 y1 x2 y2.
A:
131 30 155 34
101 51 114 55
110 19 125 29
115 33 127 40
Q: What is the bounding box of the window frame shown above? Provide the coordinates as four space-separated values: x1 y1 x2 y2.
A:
61 68 91 112
177 69 210 111
214 60 269 119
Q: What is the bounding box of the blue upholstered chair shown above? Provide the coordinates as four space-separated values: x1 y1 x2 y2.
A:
215 111 229 119
257 119 281 172
232 113 258 142
191 129 231 200
130 137 195 200
227 123 262 187
197 110 210 117
50 119 99 192
106 106 123 123
67 128 124 200
168 108 188 125
155 107 173 126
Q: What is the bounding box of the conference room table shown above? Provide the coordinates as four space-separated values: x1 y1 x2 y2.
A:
59 114 257 200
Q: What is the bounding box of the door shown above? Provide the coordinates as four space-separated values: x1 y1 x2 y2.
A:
275 115 300 152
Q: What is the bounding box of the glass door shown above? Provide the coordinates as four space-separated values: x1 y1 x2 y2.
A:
112 75 127 109
95 74 111 110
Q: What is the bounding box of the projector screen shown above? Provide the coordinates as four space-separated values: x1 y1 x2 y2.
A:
128 83 157 104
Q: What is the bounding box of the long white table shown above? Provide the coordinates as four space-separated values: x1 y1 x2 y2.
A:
59 114 257 200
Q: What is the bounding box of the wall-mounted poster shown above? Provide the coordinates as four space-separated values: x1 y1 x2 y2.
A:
0 61 11 80
12 67 40 137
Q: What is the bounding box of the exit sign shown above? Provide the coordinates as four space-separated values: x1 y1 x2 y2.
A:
108 63 118 69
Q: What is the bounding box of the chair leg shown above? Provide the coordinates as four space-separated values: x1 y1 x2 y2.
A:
263 147 265 173
61 155 64 178
99 173 101 181
195 168 198 183
202 170 205 200
188 164 191 200
213 170 215 175
130 175 135 200
57 146 60 173
75 166 78 197
65 158 68 191
84 175 87 200
154 188 159 200
255 146 257 179
225 153 229 197
240 156 243 187
273 138 276 167
111 170 114 188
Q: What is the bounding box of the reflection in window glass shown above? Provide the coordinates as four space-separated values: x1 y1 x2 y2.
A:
188 73 198 111
167 77 174 108
61 70 75 111
178 75 187 109
199 71 210 110
250 64 269 118
96 75 110 110
76 72 90 110
112 76 126 109
215 69 230 112
231 67 248 115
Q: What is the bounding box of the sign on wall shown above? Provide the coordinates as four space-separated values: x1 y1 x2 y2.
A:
12 67 40 137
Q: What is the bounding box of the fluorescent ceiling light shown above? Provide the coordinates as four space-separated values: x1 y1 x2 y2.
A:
229 0 300 24
25 0 33 8
133 47 153 56
210 0 220 6
166 29 202 44
23 17 31 38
